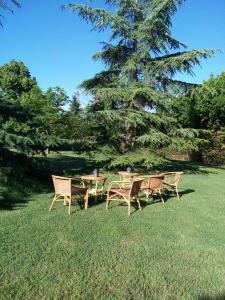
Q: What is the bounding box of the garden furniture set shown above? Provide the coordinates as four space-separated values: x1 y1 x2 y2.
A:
49 171 183 215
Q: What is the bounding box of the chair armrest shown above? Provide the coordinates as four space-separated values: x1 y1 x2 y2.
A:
137 175 149 180
52 175 82 182
71 178 82 182
110 181 131 184
138 175 161 180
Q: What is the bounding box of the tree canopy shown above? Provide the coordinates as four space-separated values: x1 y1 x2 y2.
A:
0 60 65 160
0 0 222 170
63 0 215 168
172 72 225 130
0 0 20 25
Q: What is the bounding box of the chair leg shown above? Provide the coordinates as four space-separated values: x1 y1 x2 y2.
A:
128 201 131 216
136 197 141 211
176 187 180 199
84 192 89 209
159 190 164 204
64 196 67 206
106 192 110 210
49 195 56 211
149 190 153 199
68 197 71 215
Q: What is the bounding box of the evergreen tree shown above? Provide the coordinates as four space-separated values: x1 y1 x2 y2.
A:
70 91 81 115
0 0 20 25
0 0 20 11
64 0 215 167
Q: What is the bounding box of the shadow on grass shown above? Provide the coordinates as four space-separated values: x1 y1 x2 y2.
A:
163 188 195 201
151 160 214 175
199 295 225 300
0 150 50 210
138 188 195 209
180 188 195 197
0 154 98 211
50 198 87 214
36 155 97 183
104 201 142 215
0 152 221 211
0 172 49 211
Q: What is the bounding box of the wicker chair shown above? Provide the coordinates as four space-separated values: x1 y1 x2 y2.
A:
140 175 165 203
49 175 88 215
162 172 183 199
106 179 143 215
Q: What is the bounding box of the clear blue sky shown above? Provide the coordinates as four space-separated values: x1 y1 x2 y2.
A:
0 0 224 105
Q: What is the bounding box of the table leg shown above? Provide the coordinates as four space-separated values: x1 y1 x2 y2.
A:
84 190 89 209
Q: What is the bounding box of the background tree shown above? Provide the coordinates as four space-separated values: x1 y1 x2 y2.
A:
171 72 225 130
0 60 64 162
56 91 98 152
64 0 215 168
171 72 225 164
70 91 81 115
0 0 20 26
0 60 37 101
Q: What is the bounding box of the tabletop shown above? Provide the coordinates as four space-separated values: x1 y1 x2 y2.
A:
81 175 107 181
160 172 176 175
118 171 140 177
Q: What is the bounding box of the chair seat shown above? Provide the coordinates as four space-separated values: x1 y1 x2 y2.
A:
110 188 130 196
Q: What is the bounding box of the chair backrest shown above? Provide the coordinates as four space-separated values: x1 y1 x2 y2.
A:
95 177 107 191
163 171 183 186
129 179 143 197
52 175 71 196
174 172 183 186
148 175 164 190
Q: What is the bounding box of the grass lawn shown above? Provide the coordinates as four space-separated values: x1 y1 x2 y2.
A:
0 152 225 299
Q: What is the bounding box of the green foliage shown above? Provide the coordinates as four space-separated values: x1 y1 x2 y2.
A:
171 72 225 164
0 0 20 26
200 129 225 165
0 59 99 160
0 60 65 158
109 148 167 169
171 72 225 130
64 0 215 162
0 0 20 11
55 111 97 151
70 91 81 115
87 146 167 170
0 60 36 100
87 145 118 166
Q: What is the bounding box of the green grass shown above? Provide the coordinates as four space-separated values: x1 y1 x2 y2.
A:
1 152 225 299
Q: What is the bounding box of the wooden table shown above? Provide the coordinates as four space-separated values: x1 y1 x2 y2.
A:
118 171 140 181
81 175 107 208
117 171 140 189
